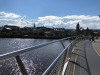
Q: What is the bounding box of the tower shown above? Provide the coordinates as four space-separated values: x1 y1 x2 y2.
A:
76 22 80 35
76 22 80 30
33 23 36 28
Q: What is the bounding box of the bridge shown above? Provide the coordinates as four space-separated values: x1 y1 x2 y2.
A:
0 37 100 75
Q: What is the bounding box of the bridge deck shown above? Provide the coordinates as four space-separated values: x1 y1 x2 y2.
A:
65 40 100 75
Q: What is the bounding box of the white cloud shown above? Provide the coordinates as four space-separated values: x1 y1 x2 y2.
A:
0 12 20 18
0 12 34 27
0 12 100 29
35 15 100 29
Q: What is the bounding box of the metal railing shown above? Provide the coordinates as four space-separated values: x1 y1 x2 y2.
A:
42 37 79 75
0 37 80 75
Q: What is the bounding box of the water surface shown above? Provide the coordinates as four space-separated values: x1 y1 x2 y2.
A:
0 38 70 75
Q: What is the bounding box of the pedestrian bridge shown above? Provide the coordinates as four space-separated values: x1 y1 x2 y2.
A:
0 37 100 75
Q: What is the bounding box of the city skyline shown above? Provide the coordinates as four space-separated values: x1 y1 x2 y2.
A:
0 0 100 29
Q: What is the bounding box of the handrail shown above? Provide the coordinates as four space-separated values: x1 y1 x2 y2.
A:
42 41 74 75
42 39 77 75
0 36 78 75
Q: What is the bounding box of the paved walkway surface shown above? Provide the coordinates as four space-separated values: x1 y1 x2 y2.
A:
92 39 100 56
65 40 100 75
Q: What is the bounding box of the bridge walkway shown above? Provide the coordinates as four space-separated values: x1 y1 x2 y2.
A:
65 40 100 75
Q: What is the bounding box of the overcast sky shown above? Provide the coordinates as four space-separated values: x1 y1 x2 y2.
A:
0 0 100 29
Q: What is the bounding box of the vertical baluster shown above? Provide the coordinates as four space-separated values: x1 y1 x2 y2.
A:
15 56 28 75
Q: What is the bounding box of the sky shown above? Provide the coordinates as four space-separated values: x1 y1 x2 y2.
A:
0 0 100 29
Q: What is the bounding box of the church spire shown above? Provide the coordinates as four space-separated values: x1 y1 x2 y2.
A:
76 22 80 30
76 22 80 35
33 23 36 28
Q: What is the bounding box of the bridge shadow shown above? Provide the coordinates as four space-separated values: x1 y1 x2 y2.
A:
65 42 91 75
69 60 89 74
72 52 85 58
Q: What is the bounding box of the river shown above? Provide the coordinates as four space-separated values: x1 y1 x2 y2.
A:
0 38 70 75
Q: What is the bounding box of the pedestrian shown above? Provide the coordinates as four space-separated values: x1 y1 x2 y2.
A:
91 35 94 42
96 36 98 39
89 35 91 41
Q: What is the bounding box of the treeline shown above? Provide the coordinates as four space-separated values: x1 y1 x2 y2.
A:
0 24 99 39
0 25 76 39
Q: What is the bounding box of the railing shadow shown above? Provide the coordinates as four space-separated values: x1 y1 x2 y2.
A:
69 60 89 74
65 42 91 75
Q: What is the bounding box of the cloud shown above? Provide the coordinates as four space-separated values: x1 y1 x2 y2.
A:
0 12 34 27
35 15 100 29
0 12 20 18
0 12 100 29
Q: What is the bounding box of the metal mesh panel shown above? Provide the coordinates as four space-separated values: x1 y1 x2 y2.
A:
61 40 70 47
48 52 65 75
20 41 64 75
43 40 77 75
0 58 22 75
67 45 72 59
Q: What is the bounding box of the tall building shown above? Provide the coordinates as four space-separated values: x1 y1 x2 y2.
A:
33 23 36 28
76 22 80 35
76 22 80 30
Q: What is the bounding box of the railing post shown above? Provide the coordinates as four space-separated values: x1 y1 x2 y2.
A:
60 40 65 48
15 56 28 75
59 49 68 75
